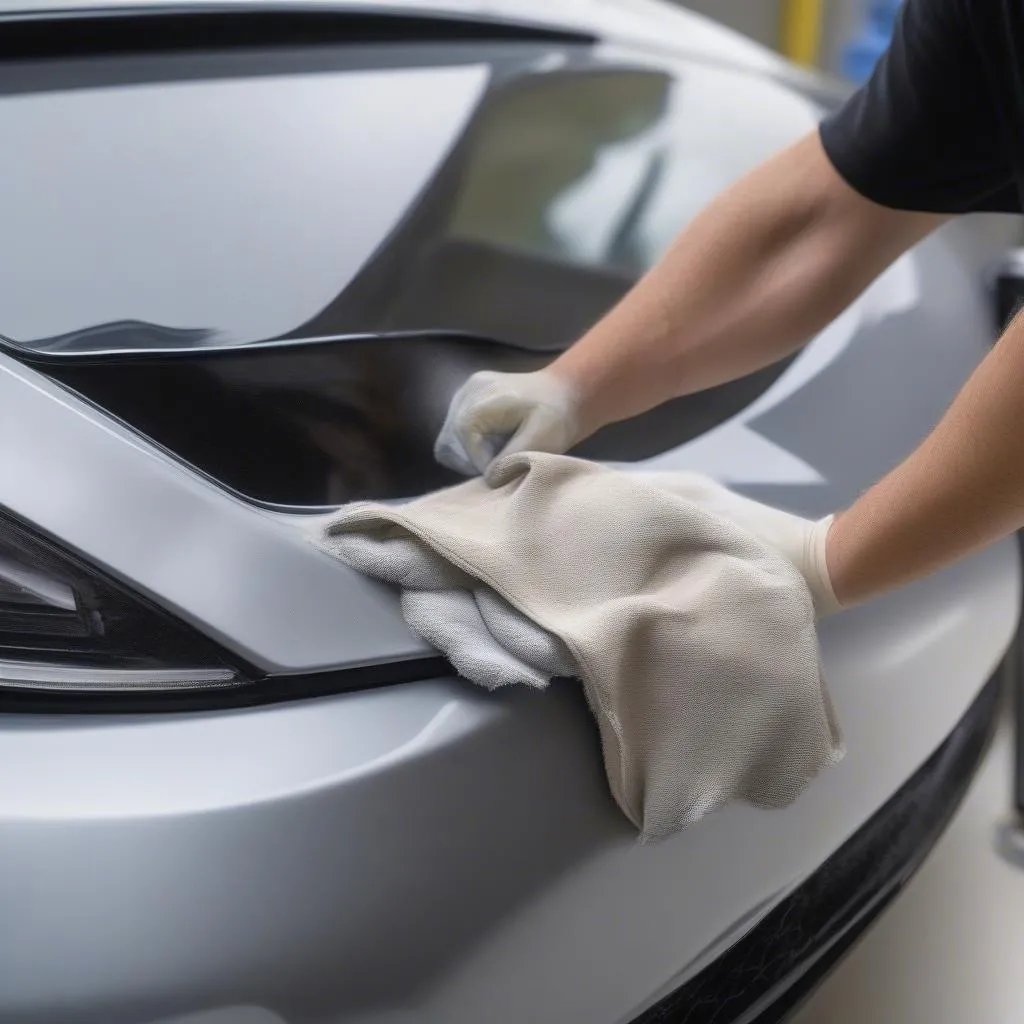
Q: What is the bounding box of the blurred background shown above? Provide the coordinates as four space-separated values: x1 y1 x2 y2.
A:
686 0 896 81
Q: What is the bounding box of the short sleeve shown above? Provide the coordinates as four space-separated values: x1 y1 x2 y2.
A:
819 0 1018 213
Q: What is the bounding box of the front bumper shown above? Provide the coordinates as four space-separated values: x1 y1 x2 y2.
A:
0 540 1018 1024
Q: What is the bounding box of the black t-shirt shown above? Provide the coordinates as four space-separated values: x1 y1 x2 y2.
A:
820 0 1024 213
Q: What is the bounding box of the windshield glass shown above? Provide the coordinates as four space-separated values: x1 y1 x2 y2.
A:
0 44 820 355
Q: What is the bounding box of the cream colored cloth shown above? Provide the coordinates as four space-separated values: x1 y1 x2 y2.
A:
319 453 844 840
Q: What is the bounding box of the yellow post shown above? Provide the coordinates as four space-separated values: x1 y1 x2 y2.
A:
780 0 824 66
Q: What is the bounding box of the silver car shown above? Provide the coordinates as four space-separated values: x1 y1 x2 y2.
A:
2 2 1019 1023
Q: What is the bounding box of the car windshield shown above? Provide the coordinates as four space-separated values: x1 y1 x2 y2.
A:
0 41 820 355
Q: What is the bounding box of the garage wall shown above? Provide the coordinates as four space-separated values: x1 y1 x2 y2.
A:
678 0 866 77
679 0 778 51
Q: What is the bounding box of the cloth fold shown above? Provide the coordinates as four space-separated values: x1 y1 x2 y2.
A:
319 452 843 840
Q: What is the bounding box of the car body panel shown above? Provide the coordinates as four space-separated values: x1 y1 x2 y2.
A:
0 5 1019 1024
3 545 1017 1024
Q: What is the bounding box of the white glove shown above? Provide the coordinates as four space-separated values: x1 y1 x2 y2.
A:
639 471 842 618
435 369 579 476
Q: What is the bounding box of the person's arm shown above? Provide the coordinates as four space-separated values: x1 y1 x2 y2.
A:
551 130 945 438
675 303 1024 615
434 131 946 474
826 311 1024 606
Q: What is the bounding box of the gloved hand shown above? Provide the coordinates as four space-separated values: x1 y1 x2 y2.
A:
638 471 842 617
434 369 580 476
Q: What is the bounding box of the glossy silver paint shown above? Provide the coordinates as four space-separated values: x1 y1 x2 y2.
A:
1 3 1019 1024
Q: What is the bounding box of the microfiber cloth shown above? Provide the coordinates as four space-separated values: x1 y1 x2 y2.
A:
318 452 844 840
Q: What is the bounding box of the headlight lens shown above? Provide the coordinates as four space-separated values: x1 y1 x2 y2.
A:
0 509 245 693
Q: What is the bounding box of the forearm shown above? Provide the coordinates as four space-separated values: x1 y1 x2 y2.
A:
550 132 943 439
827 315 1024 606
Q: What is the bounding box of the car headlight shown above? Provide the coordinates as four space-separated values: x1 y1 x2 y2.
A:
0 508 245 694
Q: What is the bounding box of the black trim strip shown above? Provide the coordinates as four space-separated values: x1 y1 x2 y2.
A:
631 670 1005 1024
0 4 595 60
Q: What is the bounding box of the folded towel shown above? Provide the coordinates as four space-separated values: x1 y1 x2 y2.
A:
319 452 844 840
